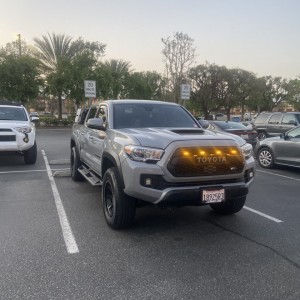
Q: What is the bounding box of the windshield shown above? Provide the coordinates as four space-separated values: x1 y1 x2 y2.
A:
113 103 198 129
295 114 300 123
0 107 28 121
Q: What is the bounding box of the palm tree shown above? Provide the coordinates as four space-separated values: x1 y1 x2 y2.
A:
34 33 81 119
102 59 132 99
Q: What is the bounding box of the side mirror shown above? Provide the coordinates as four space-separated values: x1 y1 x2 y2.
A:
198 120 209 129
280 132 289 140
86 118 106 130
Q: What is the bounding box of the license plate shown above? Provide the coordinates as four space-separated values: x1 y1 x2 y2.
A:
241 134 249 139
202 189 225 203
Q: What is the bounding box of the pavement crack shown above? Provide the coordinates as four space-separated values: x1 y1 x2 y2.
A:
206 219 300 270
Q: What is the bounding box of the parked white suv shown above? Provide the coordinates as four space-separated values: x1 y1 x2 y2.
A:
0 101 38 164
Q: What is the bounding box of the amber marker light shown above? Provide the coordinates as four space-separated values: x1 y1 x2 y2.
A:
183 151 190 156
230 149 238 155
199 151 206 155
215 150 222 155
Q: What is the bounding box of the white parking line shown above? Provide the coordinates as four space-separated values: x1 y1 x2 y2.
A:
0 168 70 174
257 169 300 181
42 150 79 254
244 206 283 223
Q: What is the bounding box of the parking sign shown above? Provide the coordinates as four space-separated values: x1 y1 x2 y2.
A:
84 80 96 98
180 84 191 100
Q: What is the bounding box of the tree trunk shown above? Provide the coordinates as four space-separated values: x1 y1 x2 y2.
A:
58 95 62 120
241 104 245 121
226 109 231 121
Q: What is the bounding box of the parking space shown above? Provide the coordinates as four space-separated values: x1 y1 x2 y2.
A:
1 128 300 299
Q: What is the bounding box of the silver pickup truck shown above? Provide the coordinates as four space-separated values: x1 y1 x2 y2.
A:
70 100 255 229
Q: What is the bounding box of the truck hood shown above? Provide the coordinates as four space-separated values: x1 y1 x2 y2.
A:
0 121 30 127
117 127 239 149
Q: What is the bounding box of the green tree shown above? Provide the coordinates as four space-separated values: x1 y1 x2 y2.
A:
0 53 42 104
226 68 256 120
124 71 166 100
34 33 105 118
0 39 35 57
284 78 300 111
247 77 267 112
262 76 289 111
95 59 132 99
161 32 196 104
188 63 229 119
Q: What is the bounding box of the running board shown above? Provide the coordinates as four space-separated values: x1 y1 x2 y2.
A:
78 165 102 186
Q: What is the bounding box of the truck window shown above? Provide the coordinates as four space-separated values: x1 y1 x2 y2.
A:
85 106 97 123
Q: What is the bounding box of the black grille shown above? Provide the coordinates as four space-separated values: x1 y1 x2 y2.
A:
0 129 13 132
167 147 244 177
0 135 16 141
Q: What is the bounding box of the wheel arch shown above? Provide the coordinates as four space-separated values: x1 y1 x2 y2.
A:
102 152 125 189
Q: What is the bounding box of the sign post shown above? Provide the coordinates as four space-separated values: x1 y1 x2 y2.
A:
180 84 191 100
84 80 96 98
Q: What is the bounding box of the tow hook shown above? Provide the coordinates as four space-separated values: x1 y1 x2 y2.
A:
23 133 29 143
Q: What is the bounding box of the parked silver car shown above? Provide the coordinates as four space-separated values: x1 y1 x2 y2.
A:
255 126 300 168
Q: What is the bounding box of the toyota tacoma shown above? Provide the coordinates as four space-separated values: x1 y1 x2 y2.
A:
71 100 255 229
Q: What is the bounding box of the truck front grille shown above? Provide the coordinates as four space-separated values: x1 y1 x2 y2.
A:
0 135 16 142
167 147 244 177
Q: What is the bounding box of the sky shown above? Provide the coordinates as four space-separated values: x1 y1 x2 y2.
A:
1 0 300 79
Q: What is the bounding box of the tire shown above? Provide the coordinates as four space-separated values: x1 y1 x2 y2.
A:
210 196 246 215
102 167 136 229
257 131 267 141
24 142 37 164
257 147 275 169
70 146 84 181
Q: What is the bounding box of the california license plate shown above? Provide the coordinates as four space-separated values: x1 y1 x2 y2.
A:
202 189 225 203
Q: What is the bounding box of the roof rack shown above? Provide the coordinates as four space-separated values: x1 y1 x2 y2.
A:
0 100 23 106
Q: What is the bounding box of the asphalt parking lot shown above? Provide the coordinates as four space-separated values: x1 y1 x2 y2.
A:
1 128 300 300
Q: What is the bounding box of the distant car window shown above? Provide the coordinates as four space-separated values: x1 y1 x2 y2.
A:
268 114 281 124
254 113 270 123
281 114 296 125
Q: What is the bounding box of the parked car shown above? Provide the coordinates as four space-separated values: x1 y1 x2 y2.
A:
207 121 258 147
255 125 300 169
253 111 300 141
0 100 38 164
29 112 39 120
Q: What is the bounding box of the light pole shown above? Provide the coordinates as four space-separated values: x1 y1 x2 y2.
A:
16 34 21 56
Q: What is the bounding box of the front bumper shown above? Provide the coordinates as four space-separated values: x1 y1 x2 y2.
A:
121 155 255 206
0 130 35 152
154 182 249 207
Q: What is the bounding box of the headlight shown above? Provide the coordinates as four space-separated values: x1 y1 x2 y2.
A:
124 145 164 162
241 143 253 160
14 126 32 134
